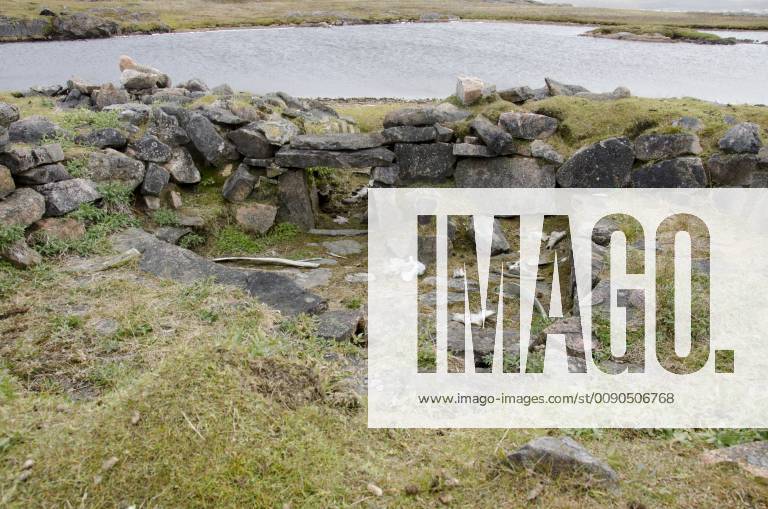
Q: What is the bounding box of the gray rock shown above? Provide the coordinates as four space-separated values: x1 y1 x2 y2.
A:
199 106 246 127
759 147 768 165
89 149 146 190
277 169 316 231
631 157 707 188
93 84 130 111
0 146 36 174
8 116 62 143
371 165 400 185
111 228 326 316
499 112 559 140
103 102 151 124
701 441 768 479
275 146 395 169
672 116 704 132
235 203 278 234
228 124 274 159
249 118 300 146
530 140 565 164
212 84 234 97
634 133 702 161
0 239 42 269
470 115 517 155
290 132 386 151
179 78 209 93
50 13 119 39
186 114 239 166
154 226 192 245
456 76 495 106
383 103 470 127
469 218 510 255
498 86 536 103
533 317 592 358
556 137 635 188
455 156 556 188
28 217 86 244
507 436 619 486
0 165 14 199
31 143 64 166
15 163 71 186
75 128 127 149
316 309 365 341
131 134 172 163
0 125 7 152
453 143 494 158
0 188 45 227
25 84 62 97
140 163 170 196
120 69 165 91
718 122 763 154
0 102 20 127
435 124 454 142
382 126 437 144
394 143 456 182
545 78 590 96
445 322 519 362
592 217 619 247
165 147 200 185
222 165 258 203
707 153 760 187
322 239 362 256
592 279 644 326
34 178 101 216
575 86 631 101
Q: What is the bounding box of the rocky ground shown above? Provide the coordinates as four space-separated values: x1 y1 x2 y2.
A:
1 61 768 506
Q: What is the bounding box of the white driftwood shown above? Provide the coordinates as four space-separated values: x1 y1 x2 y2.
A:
213 257 320 268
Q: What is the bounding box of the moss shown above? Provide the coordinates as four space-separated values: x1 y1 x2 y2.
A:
590 25 732 43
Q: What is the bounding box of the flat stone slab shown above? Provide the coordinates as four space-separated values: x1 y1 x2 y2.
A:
316 309 365 342
111 228 325 316
323 239 362 256
702 441 768 479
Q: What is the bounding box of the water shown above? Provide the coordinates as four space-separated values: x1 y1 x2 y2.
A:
0 21 766 103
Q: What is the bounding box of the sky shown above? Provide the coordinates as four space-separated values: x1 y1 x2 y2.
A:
536 0 768 11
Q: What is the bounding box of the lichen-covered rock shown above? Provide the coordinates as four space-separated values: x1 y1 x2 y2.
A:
0 239 42 269
530 140 564 164
316 309 365 341
8 115 62 143
0 188 45 227
455 156 556 188
556 137 635 188
235 203 278 234
455 76 495 106
28 217 86 244
275 147 395 169
631 157 707 188
34 178 101 216
88 149 146 190
140 163 170 196
0 165 14 199
575 86 631 101
15 163 71 186
545 78 589 96
383 103 470 128
706 153 760 187
498 86 536 103
0 146 36 174
93 83 130 110
165 147 200 185
186 114 239 166
277 169 316 231
228 124 275 159
50 13 119 39
718 122 763 154
499 112 559 140
248 118 300 146
470 115 517 155
0 102 20 127
131 134 172 163
290 133 386 151
394 143 456 182
75 128 127 149
382 126 437 144
634 133 702 161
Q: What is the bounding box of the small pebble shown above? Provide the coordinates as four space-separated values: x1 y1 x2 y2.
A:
22 459 34 470
102 456 119 472
367 482 383 497
130 411 141 425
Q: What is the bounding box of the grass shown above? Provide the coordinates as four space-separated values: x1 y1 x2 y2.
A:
59 109 122 131
3 0 768 36
588 25 735 43
0 226 25 252
211 223 300 256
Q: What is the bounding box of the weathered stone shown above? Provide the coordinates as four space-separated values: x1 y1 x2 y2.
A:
445 322 519 361
179 78 209 93
591 217 619 247
15 163 71 186
532 317 594 358
592 279 644 326
453 143 494 158
165 147 200 185
499 112 559 140
211 84 234 97
507 436 618 486
631 157 707 188
222 165 258 203
51 13 119 39
142 195 161 210
243 158 274 168
316 309 365 342
275 147 395 169
89 149 146 190
228 125 274 159
545 78 590 97
575 86 631 101
131 134 172 163
249 118 300 146
0 188 45 227
530 140 564 164
199 106 246 127
277 169 315 231
382 126 437 144
0 102 20 127
34 178 101 216
29 144 64 166
65 248 142 273
75 128 127 149
469 218 510 255
0 146 36 174
186 114 239 166
701 441 768 479
149 110 190 147
455 156 556 188
235 203 278 234
719 122 763 154
371 165 400 185
8 116 62 144
26 84 62 97
759 147 768 165
470 115 517 155
394 143 456 182
455 76 495 106
0 125 7 152
322 239 362 256
707 153 760 187
556 137 635 188
154 226 192 245
634 133 702 161
672 116 704 132
120 69 164 91
498 86 535 103
111 228 326 316
435 124 454 143
291 132 385 151
93 83 130 110
140 163 170 196
0 240 41 269
0 165 14 199
383 103 470 128
103 102 151 124
28 217 85 244
168 191 183 209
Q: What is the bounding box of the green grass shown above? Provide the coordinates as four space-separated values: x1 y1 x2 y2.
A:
59 109 122 131
212 223 300 256
0 226 25 252
151 209 181 227
589 25 734 43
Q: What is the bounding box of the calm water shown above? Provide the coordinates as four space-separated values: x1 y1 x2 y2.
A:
1 22 766 103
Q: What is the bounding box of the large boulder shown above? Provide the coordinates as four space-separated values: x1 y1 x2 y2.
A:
0 165 14 199
498 112 558 140
228 125 275 159
88 149 146 190
186 114 239 166
34 178 101 216
119 56 171 88
498 86 536 104
631 157 707 188
50 13 119 39
131 134 172 163
0 146 35 174
93 83 130 110
455 157 556 188
275 147 395 169
140 163 170 196
455 76 495 106
31 144 65 166
15 163 71 186
470 115 517 155
75 127 127 149
382 126 437 144
222 165 258 203
277 169 316 231
634 133 702 161
0 188 45 227
383 103 470 128
247 118 300 146
121 69 164 91
8 116 62 143
290 133 386 151
706 153 760 187
556 137 635 188
165 147 200 185
199 106 246 127
718 122 763 154
0 102 20 127
235 203 278 234
394 143 456 182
